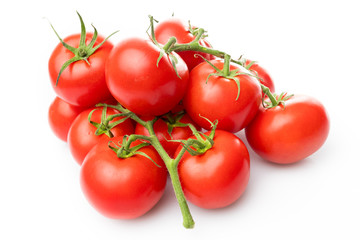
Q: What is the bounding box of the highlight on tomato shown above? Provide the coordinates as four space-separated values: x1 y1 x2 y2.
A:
80 136 167 219
245 94 330 164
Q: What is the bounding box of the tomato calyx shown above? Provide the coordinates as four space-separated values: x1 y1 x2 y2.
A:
49 12 119 86
196 54 258 100
261 84 294 109
175 119 218 156
159 110 188 138
187 21 208 39
88 105 131 138
108 135 161 167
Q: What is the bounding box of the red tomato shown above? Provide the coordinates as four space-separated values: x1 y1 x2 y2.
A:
106 38 189 116
154 18 215 70
245 95 330 164
135 114 201 158
49 33 113 107
176 130 250 209
80 136 167 219
68 107 134 165
183 59 262 133
246 59 275 96
48 97 87 142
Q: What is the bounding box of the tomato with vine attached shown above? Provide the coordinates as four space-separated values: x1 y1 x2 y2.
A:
80 136 167 219
106 38 189 116
68 106 134 165
135 113 201 158
48 13 115 107
176 130 250 209
245 59 275 96
154 18 214 70
48 97 88 142
183 59 262 133
245 94 330 164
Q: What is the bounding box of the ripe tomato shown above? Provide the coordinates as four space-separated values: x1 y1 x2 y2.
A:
245 95 330 164
135 113 201 158
80 136 167 219
246 59 275 96
183 59 262 133
49 33 113 107
154 18 214 70
176 130 250 209
68 107 134 165
48 97 88 142
106 38 189 116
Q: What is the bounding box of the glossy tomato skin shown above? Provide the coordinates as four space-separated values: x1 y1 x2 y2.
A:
176 130 250 209
135 114 201 158
106 38 189 116
49 33 113 107
68 107 134 165
48 97 88 142
245 95 330 164
80 137 167 219
154 18 215 70
246 60 275 96
183 60 262 133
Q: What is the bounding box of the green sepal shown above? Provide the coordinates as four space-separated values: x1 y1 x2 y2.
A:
108 135 161 168
261 84 294 109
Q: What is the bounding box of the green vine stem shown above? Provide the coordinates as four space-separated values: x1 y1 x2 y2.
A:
98 103 195 229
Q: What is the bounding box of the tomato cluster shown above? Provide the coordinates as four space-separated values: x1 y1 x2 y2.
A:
47 14 330 228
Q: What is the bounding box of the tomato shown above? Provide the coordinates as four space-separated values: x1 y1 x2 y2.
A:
68 107 134 165
245 59 275 96
245 95 330 164
80 136 167 219
49 33 113 107
183 59 262 133
154 18 215 70
135 113 201 158
48 97 87 142
176 130 250 209
106 38 189 116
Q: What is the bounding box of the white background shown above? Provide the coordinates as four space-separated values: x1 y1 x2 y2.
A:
1 0 359 239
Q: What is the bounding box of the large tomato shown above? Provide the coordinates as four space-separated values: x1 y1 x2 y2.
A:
246 59 275 96
135 113 201 158
80 136 167 219
245 95 330 164
105 38 189 116
49 33 113 107
176 130 250 209
48 97 87 142
154 18 214 70
183 59 262 133
68 107 134 165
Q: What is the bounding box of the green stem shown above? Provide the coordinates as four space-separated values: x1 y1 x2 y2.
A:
144 121 194 229
167 158 195 229
163 37 177 53
261 84 278 106
102 103 195 228
172 42 226 59
223 54 231 76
